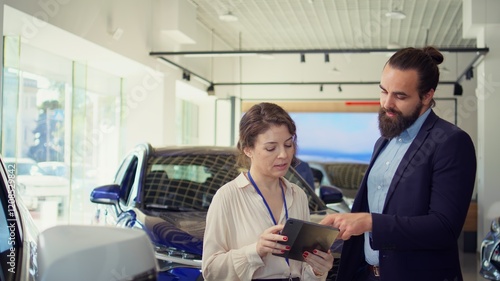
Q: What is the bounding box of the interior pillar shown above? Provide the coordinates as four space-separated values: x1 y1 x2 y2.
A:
476 24 500 247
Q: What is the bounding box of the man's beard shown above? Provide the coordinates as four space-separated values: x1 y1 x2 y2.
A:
378 101 423 139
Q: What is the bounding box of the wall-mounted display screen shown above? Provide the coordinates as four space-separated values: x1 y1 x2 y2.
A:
290 112 380 163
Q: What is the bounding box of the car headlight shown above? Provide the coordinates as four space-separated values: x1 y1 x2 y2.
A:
491 217 500 233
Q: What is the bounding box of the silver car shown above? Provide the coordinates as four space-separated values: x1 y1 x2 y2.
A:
0 154 158 280
481 217 500 280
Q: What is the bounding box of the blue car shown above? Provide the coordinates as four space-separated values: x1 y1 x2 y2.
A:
90 143 345 281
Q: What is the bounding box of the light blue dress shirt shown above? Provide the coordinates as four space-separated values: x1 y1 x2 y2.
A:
364 108 431 266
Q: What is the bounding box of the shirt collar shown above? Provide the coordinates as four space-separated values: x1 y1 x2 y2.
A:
235 172 250 188
398 108 431 141
235 172 295 194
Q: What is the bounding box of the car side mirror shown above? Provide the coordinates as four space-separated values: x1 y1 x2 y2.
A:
90 184 121 205
37 225 158 281
319 185 343 204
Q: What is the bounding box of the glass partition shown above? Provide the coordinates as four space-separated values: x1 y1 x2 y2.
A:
1 36 123 230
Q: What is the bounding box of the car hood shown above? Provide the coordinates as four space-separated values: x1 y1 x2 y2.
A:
141 210 206 255
16 175 69 187
139 209 343 256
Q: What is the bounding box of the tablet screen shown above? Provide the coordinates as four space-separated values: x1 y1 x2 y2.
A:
273 218 339 261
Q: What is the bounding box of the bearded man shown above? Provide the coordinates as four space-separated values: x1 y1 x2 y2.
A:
320 46 477 281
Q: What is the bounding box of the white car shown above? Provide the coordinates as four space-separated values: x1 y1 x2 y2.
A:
4 157 69 211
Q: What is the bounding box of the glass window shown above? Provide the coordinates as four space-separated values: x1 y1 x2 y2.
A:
1 37 123 230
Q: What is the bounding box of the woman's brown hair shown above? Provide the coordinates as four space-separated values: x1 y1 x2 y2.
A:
236 102 297 168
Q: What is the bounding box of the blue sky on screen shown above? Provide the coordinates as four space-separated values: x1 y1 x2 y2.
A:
290 112 381 163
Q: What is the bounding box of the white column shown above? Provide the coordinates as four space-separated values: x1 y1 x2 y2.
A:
462 0 500 249
476 24 500 245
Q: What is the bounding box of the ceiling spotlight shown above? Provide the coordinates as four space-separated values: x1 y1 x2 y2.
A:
324 53 330 63
453 82 463 96
300 53 305 63
259 54 275 59
320 84 323 92
466 67 474 80
207 84 215 96
338 84 343 92
387 43 402 49
219 11 238 22
385 10 406 20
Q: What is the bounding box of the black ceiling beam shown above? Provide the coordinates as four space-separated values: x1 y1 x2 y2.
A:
157 57 458 87
158 57 211 85
156 47 489 87
150 47 489 56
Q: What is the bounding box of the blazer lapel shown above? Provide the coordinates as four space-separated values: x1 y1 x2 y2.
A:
382 110 439 212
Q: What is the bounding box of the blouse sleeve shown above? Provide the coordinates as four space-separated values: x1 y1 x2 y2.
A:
202 185 264 280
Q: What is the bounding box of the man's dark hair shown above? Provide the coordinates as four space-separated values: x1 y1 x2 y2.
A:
386 46 443 107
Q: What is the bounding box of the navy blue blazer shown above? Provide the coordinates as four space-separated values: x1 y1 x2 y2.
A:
336 110 477 281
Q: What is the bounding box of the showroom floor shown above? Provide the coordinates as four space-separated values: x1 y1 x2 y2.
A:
460 233 484 281
462 251 483 281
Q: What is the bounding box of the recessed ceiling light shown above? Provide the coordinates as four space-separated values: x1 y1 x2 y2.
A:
387 43 401 49
385 10 406 20
219 11 238 22
259 54 275 59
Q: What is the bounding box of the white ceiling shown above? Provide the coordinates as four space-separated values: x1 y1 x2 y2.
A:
4 1 484 90
192 0 476 50
152 0 484 88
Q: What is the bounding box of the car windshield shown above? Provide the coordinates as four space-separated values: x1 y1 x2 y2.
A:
142 152 327 213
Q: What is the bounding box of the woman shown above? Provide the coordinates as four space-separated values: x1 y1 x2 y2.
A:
202 102 333 280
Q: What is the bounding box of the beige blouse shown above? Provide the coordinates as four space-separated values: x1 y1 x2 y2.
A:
202 172 326 281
